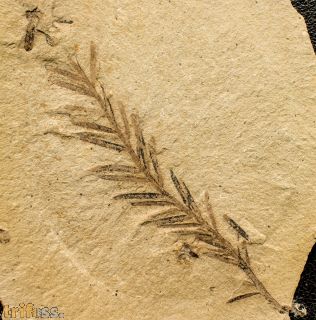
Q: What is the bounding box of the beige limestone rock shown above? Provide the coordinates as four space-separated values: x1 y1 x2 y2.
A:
0 0 315 319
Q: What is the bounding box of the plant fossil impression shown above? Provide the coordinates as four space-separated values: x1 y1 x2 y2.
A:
46 43 298 317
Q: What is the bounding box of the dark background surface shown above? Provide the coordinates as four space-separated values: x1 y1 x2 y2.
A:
289 1 316 318
291 0 316 53
289 243 316 319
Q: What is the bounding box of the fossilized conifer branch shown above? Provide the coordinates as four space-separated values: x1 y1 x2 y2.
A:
46 43 296 316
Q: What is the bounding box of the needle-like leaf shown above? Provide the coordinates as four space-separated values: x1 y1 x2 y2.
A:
227 292 260 304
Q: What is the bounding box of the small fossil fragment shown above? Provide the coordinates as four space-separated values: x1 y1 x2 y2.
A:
0 229 10 244
23 6 73 51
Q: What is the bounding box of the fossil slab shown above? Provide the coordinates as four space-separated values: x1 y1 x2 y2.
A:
0 0 315 319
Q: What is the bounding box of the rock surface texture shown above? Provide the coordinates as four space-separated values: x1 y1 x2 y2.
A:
0 0 315 319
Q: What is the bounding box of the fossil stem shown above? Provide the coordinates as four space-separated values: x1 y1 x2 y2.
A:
240 258 289 313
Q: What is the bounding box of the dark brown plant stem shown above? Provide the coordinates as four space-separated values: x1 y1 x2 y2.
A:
241 261 289 313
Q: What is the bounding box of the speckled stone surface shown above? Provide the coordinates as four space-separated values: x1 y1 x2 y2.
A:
0 0 315 319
